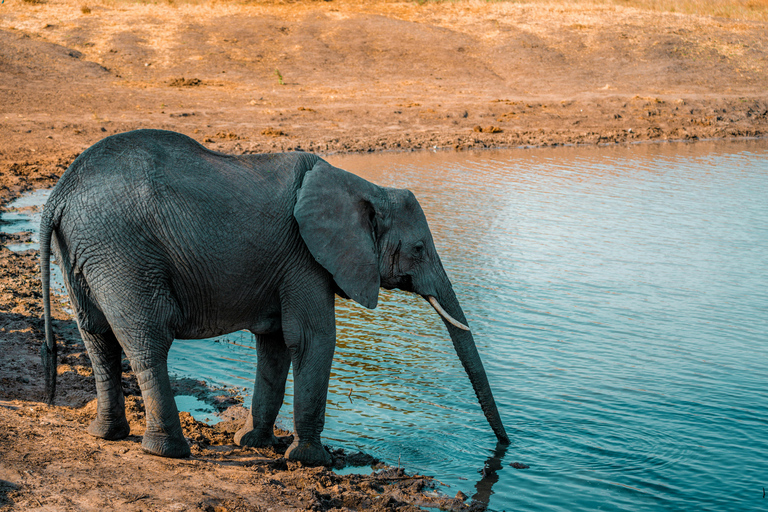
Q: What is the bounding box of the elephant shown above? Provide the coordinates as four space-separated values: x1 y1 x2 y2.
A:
40 129 509 465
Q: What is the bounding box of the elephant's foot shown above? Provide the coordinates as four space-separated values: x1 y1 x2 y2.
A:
234 426 280 448
285 438 332 466
87 416 130 440
141 429 191 458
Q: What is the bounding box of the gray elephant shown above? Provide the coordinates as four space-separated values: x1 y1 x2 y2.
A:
40 129 509 464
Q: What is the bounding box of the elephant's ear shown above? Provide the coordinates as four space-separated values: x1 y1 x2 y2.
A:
294 160 381 309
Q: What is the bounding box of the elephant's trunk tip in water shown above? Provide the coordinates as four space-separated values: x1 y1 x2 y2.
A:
425 289 510 446
426 295 470 331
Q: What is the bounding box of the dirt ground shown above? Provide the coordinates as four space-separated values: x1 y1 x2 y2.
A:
1 0 768 510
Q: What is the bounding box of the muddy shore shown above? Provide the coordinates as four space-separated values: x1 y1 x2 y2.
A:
1 0 768 510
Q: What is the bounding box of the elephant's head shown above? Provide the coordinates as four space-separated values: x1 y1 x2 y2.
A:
294 159 510 445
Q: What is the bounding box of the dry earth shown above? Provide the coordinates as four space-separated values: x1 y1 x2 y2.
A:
1 0 768 510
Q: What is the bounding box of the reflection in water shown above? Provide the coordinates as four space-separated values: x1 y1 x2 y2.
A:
472 443 509 508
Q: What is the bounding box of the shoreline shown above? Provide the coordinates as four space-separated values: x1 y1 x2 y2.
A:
323 133 768 155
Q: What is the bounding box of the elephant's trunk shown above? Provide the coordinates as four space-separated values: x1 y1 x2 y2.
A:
424 285 510 445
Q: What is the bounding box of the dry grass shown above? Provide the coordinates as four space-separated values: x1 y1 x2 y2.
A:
603 0 768 21
11 0 768 21
10 0 768 19
473 0 768 21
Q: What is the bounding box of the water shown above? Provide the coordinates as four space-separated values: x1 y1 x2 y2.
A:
1 188 68 296
1 188 52 251
4 140 767 511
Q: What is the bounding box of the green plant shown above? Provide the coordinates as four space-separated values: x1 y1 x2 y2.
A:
274 68 284 86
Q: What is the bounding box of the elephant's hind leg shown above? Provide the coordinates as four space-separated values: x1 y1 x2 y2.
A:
235 331 291 448
81 328 130 440
103 288 190 458
120 325 190 459
133 357 190 458
60 246 129 439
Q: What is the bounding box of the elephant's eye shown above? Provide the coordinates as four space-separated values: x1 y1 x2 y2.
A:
412 241 425 256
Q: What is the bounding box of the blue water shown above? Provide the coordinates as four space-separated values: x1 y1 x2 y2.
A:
319 141 768 511
5 140 767 510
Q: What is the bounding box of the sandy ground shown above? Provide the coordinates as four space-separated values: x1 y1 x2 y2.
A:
1 0 768 510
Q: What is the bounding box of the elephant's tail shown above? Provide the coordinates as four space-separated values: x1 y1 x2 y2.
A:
40 203 58 405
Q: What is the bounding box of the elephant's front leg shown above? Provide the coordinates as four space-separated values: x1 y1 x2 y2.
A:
235 331 291 448
283 326 336 466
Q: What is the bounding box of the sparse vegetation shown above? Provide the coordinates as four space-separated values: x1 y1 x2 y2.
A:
487 0 768 22
261 127 286 136
473 125 503 133
18 0 768 22
402 0 768 21
274 68 284 86
80 4 91 13
614 0 768 20
168 77 202 87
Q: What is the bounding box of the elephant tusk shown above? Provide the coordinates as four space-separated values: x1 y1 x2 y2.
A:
426 296 471 331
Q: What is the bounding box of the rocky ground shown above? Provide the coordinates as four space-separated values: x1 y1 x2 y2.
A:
1 0 767 510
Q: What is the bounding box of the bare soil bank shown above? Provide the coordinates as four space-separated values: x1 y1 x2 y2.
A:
1 0 768 510
2 0 768 165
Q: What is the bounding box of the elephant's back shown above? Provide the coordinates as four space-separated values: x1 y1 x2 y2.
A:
50 129 308 220
45 130 310 272
48 128 314 266
56 129 225 189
